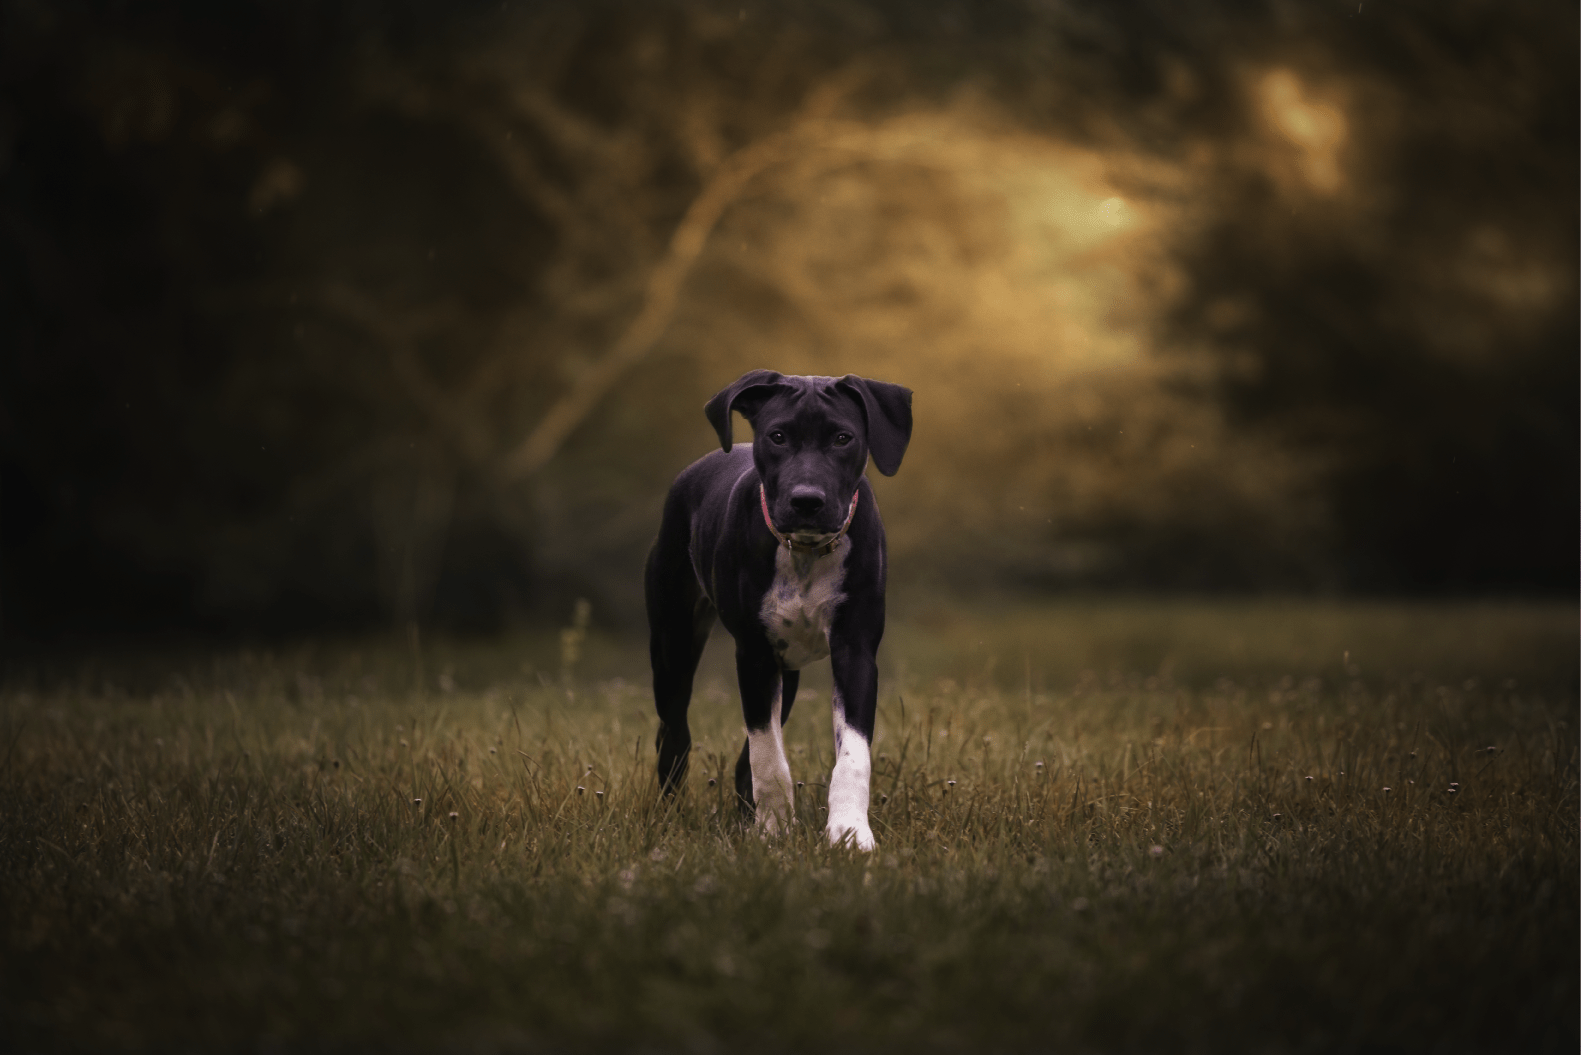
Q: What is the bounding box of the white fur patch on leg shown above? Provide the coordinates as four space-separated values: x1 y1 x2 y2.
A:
747 688 794 835
827 695 876 851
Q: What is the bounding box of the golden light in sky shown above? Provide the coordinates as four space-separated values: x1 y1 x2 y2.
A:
1258 69 1347 194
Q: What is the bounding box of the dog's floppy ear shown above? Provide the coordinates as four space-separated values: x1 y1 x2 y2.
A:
837 375 913 476
704 369 786 452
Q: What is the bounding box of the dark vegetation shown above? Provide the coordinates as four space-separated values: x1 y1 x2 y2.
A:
1 0 1575 643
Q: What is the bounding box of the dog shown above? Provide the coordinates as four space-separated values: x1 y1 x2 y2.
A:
645 370 913 850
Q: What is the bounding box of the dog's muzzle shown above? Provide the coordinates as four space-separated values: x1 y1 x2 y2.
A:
760 485 859 556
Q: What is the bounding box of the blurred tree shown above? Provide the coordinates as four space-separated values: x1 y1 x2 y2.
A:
1149 1 1580 592
0 0 1573 642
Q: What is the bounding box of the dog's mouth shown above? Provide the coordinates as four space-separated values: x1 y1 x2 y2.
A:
771 504 844 539
787 526 838 544
767 513 836 544
761 485 859 551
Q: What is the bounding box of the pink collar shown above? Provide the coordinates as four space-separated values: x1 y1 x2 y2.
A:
759 484 859 556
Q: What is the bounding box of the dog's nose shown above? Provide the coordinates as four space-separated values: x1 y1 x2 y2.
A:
788 487 826 519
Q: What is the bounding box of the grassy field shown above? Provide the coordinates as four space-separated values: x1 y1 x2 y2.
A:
2 599 1576 1053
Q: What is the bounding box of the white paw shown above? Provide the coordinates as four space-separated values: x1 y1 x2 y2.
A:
828 818 876 851
755 804 793 837
753 781 795 837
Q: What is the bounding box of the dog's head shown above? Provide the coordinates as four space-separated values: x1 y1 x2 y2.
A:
705 370 913 541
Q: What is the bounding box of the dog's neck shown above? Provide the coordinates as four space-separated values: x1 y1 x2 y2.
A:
759 485 859 557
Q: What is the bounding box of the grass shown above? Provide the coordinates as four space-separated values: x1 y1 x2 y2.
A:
1 598 1576 1053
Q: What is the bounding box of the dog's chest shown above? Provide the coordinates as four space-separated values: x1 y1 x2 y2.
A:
758 546 847 670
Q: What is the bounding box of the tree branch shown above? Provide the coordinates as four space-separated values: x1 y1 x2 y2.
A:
497 125 805 479
317 284 493 465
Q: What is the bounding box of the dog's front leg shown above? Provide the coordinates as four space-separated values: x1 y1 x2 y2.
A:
738 640 795 835
827 637 879 851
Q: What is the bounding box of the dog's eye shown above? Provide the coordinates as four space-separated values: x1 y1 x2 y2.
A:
768 431 787 445
833 432 853 447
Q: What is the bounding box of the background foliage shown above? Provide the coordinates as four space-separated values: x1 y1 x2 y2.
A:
1 0 1575 641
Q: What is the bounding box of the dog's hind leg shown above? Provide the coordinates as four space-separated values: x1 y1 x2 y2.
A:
734 668 797 817
646 516 714 795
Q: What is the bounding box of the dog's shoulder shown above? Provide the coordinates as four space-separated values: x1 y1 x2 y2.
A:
666 444 758 559
673 443 755 493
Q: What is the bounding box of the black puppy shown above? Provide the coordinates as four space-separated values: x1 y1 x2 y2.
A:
645 370 913 849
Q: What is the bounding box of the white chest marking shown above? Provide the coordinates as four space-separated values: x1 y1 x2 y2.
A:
759 544 847 670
